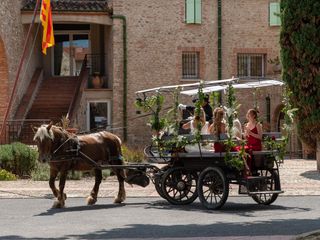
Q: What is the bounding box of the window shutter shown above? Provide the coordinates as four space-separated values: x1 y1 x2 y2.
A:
269 2 281 26
186 0 195 24
195 0 202 24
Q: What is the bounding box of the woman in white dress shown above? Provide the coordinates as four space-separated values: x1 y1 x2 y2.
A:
182 108 210 152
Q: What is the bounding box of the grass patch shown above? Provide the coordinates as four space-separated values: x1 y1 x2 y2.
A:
122 145 145 163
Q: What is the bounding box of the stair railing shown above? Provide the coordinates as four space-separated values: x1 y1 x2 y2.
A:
66 55 89 123
14 68 44 138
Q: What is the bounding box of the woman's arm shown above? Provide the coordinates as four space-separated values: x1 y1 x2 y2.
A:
208 123 214 134
221 122 226 133
182 121 191 130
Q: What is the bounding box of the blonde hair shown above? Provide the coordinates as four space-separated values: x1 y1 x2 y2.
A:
212 107 224 136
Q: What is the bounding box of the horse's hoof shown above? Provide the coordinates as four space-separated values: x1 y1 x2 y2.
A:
114 197 124 204
87 196 97 205
52 200 65 208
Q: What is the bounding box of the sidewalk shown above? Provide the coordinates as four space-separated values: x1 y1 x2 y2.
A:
0 159 319 199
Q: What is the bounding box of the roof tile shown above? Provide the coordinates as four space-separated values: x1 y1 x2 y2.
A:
21 0 111 13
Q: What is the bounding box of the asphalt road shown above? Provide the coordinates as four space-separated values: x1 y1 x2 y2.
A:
0 196 320 240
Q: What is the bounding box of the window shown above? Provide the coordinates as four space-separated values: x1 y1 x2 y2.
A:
269 2 281 26
87 101 111 131
237 54 265 78
185 0 202 24
182 52 200 79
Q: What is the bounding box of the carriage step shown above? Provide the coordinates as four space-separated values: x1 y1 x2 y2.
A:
248 190 284 195
246 176 269 180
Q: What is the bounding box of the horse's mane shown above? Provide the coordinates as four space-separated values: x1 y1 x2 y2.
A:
34 124 72 142
34 124 55 142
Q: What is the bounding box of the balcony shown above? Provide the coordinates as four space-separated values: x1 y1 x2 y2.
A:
86 54 110 89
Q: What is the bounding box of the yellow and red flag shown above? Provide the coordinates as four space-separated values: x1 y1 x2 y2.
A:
40 0 54 54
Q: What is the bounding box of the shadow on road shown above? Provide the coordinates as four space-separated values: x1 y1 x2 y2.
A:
35 198 311 218
2 217 320 239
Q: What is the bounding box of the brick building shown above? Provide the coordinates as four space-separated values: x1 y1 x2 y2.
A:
0 0 300 152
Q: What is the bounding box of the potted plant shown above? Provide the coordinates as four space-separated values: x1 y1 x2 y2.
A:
92 72 103 89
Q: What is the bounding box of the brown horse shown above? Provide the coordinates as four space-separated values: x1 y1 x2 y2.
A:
33 123 126 208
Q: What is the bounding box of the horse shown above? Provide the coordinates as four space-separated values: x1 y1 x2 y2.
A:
33 123 126 208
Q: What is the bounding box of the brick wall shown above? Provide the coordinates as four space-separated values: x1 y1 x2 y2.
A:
112 0 285 146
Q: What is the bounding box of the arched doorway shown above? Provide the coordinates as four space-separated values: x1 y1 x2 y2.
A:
272 104 284 132
0 37 9 121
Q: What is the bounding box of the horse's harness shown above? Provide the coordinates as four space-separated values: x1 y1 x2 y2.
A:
50 135 102 168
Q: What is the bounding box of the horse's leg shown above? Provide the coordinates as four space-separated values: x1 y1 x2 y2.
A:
87 169 102 205
52 171 67 208
114 169 126 204
49 168 59 198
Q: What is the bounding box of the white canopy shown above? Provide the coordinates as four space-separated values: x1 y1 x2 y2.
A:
135 78 238 94
180 79 284 96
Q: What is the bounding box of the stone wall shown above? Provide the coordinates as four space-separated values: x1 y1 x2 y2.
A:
0 0 42 121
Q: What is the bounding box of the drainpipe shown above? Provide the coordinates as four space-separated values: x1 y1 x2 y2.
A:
112 15 127 142
0 0 41 142
217 0 222 104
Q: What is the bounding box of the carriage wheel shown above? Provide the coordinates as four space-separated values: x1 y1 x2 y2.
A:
161 167 198 205
251 169 280 205
154 165 170 199
197 167 229 210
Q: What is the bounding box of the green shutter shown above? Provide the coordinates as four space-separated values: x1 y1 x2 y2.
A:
195 0 202 24
186 0 195 24
269 2 281 26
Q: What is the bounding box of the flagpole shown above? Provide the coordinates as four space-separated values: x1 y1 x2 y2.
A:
0 0 42 143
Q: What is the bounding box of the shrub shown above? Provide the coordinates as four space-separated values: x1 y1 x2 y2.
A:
280 0 320 150
0 142 38 177
122 145 144 163
31 162 83 181
0 169 17 181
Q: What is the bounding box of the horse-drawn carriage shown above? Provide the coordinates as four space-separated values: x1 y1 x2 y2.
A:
34 78 287 210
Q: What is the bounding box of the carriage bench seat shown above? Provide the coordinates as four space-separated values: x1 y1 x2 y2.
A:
177 151 239 158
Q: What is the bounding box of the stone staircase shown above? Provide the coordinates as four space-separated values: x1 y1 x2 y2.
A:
13 76 79 144
26 76 79 123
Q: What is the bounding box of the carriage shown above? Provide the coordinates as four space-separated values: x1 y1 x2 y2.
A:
133 77 285 210
34 77 287 210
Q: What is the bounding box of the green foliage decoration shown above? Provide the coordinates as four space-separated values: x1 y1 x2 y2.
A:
135 92 166 134
224 84 244 170
280 0 320 150
194 82 205 142
165 87 181 136
209 92 220 110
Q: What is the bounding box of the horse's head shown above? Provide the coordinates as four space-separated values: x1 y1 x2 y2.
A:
33 123 67 162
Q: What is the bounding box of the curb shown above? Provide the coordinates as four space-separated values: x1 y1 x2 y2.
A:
295 230 320 240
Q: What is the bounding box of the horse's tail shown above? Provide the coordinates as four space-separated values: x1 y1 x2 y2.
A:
114 134 126 179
